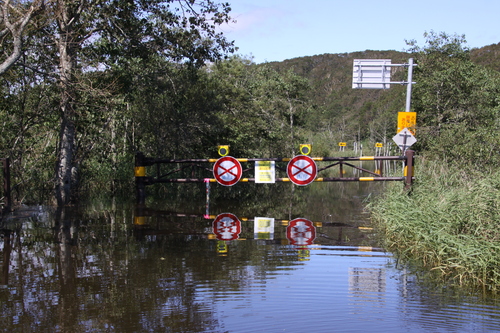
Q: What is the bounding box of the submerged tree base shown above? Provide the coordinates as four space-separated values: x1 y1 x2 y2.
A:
369 158 500 291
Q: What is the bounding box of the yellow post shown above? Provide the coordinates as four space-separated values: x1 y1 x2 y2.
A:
135 152 146 204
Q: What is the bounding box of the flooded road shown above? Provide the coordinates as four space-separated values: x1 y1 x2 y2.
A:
1 182 500 332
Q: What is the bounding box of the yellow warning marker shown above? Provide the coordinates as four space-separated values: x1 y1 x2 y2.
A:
359 177 375 181
134 166 146 177
404 165 415 177
300 144 312 155
217 241 228 253
134 216 146 225
358 227 373 230
218 145 229 157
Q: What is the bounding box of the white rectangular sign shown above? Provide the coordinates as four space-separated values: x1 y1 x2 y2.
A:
255 161 275 183
254 217 275 240
352 59 392 89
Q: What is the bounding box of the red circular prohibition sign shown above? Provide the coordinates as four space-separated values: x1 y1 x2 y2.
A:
213 156 242 186
287 155 317 186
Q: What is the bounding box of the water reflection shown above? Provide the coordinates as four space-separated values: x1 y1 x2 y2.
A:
212 213 241 241
254 217 274 240
1 230 11 285
1 184 500 332
349 267 387 313
286 218 316 246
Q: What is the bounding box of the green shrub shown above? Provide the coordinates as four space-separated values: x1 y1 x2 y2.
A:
369 158 500 290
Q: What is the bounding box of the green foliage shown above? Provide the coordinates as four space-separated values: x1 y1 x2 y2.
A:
369 159 500 290
267 51 408 151
367 32 500 290
74 55 314 198
409 31 500 169
84 0 235 67
1 0 237 204
405 30 470 58
471 42 500 72
0 64 59 203
211 56 311 157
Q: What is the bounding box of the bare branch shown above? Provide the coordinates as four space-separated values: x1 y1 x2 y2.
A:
0 0 45 74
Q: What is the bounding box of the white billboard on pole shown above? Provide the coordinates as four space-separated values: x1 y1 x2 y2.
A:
352 59 391 89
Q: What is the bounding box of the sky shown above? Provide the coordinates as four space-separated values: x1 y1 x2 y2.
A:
220 0 500 64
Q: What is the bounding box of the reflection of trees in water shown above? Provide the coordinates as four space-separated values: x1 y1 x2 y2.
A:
0 176 382 331
0 203 302 332
146 179 380 248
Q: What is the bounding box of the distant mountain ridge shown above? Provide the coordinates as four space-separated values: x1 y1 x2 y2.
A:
471 42 500 71
267 43 500 106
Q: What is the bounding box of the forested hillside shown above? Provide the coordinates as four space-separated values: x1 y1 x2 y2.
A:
267 51 409 153
265 43 500 155
471 42 500 71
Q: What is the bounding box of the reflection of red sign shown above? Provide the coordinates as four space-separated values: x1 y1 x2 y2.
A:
212 213 241 241
213 156 242 186
287 155 317 186
287 218 316 246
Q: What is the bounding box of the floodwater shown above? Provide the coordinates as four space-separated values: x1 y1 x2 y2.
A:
1 182 500 332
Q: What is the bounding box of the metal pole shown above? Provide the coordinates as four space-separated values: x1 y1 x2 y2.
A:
205 178 210 218
405 58 414 112
404 149 415 190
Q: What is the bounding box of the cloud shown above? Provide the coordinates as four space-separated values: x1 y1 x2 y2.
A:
221 5 290 38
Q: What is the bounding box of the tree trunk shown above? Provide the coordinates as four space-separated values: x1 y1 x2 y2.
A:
54 2 79 206
55 101 77 205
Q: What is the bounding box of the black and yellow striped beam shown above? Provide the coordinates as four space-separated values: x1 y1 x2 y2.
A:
146 155 405 164
144 176 406 184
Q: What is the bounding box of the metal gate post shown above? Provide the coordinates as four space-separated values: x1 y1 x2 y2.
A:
404 150 415 190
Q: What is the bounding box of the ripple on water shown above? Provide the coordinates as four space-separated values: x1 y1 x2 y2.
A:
192 245 500 332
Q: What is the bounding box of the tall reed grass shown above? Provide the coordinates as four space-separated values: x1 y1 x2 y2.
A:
369 158 500 291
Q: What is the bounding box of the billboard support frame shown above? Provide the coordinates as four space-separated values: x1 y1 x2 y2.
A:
353 58 416 112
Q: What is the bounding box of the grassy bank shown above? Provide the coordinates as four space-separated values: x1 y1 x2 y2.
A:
369 158 500 291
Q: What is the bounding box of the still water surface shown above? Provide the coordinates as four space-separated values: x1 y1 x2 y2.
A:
1 182 500 332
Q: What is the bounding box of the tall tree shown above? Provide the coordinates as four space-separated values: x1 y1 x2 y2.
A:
29 0 234 205
211 57 311 157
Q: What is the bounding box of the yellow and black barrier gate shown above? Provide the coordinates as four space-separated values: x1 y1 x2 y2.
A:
135 150 415 204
